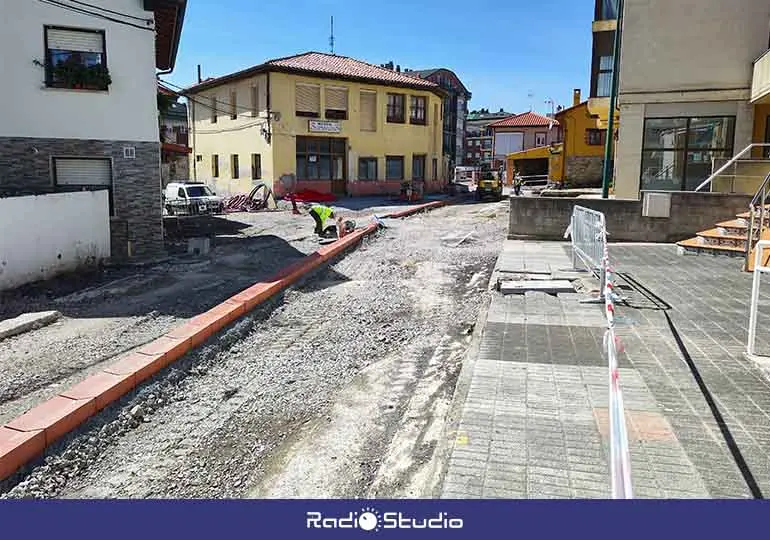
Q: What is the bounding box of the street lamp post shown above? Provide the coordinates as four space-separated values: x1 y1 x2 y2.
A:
601 0 624 199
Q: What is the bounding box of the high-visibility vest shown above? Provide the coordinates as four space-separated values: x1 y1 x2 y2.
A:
311 204 333 225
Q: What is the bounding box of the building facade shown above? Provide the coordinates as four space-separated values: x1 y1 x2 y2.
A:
489 111 559 172
159 85 191 186
551 89 606 187
465 110 511 167
185 52 445 198
587 0 620 128
614 0 770 199
0 0 186 259
404 69 472 173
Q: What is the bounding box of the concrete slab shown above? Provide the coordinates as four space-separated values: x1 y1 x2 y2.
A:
500 280 575 295
0 311 61 341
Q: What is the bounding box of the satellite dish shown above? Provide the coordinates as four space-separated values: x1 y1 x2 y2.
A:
279 173 297 193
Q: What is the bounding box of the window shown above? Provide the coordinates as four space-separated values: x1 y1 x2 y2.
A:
195 154 203 162
177 187 186 198
385 156 404 180
325 86 349 120
296 137 346 180
52 157 113 214
387 93 405 123
360 91 377 131
230 91 238 119
231 154 239 179
410 96 427 125
358 158 378 180
212 154 219 177
596 56 613 98
640 116 736 191
412 155 426 181
251 153 262 180
586 129 607 146
535 132 548 147
476 140 481 147
251 85 259 117
296 83 321 117
432 158 438 180
44 27 108 91
210 96 217 123
185 185 214 197
597 0 618 20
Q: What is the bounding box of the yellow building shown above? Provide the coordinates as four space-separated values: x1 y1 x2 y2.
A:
184 52 445 198
552 90 607 187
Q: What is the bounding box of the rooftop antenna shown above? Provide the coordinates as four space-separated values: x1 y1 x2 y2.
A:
527 91 534 112
329 16 335 55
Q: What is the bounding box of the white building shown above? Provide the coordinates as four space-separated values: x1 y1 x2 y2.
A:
0 0 186 259
614 0 770 199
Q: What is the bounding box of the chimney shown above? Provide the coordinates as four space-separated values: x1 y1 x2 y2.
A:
573 88 581 107
396 65 401 72
197 64 202 84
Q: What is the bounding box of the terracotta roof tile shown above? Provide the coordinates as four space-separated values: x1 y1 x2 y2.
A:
488 111 559 128
267 53 438 88
186 52 440 94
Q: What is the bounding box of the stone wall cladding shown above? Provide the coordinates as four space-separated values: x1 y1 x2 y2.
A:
565 156 604 188
0 137 163 259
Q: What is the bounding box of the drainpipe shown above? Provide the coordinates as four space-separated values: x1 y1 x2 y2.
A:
190 90 197 181
600 0 624 199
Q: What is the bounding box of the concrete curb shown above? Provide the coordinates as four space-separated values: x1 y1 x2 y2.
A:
0 311 61 342
0 199 450 483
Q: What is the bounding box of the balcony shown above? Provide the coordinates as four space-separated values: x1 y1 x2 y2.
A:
751 49 770 104
161 125 189 146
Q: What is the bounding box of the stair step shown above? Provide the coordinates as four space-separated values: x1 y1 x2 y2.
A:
716 219 750 236
677 237 746 257
737 211 770 221
695 228 747 249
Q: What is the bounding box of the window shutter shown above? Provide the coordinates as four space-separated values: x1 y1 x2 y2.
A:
54 158 112 186
295 84 320 114
325 87 348 111
360 91 376 131
251 84 259 116
47 28 103 53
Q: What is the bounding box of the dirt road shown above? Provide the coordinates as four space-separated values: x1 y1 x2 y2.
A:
1 199 508 499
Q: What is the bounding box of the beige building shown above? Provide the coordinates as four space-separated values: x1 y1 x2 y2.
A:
614 0 770 199
185 52 445 198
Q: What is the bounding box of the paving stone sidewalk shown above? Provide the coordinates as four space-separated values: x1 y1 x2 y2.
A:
441 240 770 499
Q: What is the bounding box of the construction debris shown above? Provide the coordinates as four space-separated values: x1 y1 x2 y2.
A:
0 311 61 341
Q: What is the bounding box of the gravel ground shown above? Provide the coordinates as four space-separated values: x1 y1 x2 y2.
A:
1 197 507 499
0 198 426 429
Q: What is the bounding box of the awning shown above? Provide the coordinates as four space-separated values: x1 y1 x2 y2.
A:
507 145 552 161
162 142 191 154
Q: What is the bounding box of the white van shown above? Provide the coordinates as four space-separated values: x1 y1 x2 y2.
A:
163 182 224 216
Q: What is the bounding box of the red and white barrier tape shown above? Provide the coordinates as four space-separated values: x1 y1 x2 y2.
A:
602 237 633 499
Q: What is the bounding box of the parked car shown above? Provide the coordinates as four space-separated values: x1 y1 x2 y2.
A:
163 182 224 216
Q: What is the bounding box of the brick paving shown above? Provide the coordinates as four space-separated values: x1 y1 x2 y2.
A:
440 240 770 499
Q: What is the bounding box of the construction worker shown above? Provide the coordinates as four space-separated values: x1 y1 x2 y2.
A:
308 203 336 237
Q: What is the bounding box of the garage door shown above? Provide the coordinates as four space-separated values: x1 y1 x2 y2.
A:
494 133 524 157
54 158 112 186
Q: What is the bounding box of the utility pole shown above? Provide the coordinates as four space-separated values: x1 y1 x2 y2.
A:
601 0 624 199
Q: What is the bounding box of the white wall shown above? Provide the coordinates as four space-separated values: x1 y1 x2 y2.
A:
0 0 159 142
619 0 770 96
0 191 111 291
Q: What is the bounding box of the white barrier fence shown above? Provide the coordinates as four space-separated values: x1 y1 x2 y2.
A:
565 206 607 299
0 191 111 291
748 240 770 357
566 205 633 499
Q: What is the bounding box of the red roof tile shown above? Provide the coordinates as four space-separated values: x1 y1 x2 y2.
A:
186 52 441 94
267 53 438 88
488 111 559 128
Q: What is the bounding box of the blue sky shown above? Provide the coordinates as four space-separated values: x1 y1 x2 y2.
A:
166 0 594 115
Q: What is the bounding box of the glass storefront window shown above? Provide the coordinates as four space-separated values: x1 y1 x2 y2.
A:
640 116 735 191
296 136 346 181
